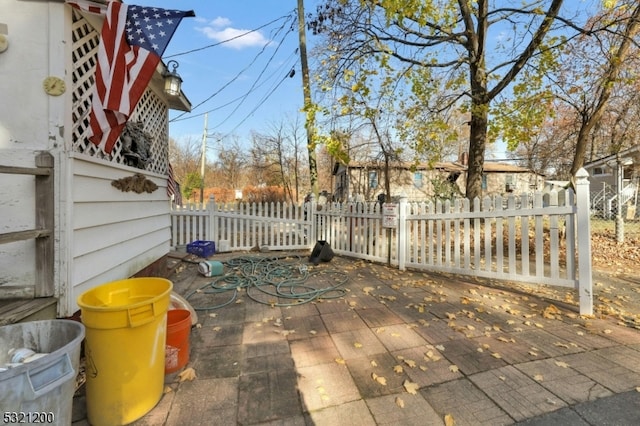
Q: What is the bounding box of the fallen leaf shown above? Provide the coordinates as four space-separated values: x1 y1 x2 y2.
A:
403 380 419 395
178 368 197 382
449 365 459 373
372 373 387 386
354 342 363 348
555 361 570 368
534 374 544 381
213 326 221 332
335 358 346 365
371 360 378 367
394 365 404 374
195 323 202 329
404 359 417 368
396 397 405 408
444 413 455 426
491 352 502 359
164 386 173 394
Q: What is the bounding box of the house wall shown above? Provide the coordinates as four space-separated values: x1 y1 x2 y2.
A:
483 172 543 197
1 1 175 317
0 1 67 297
63 155 171 316
336 165 543 202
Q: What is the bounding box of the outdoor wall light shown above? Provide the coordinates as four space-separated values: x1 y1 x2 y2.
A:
164 60 182 96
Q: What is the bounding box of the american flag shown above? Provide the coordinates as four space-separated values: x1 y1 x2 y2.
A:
167 162 182 205
66 1 194 153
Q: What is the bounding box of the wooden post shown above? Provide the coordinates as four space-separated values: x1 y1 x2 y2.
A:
35 151 54 297
397 195 408 271
208 195 216 242
575 168 593 315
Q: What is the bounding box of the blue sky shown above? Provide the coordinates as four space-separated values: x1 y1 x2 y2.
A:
142 0 320 144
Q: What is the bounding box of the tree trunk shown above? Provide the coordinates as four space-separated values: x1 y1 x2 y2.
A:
465 107 489 202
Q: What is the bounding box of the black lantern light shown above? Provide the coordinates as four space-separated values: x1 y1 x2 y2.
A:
164 60 182 96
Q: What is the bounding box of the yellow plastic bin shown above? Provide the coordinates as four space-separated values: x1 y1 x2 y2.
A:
77 277 173 426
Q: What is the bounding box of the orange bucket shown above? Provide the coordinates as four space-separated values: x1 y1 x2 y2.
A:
165 309 191 374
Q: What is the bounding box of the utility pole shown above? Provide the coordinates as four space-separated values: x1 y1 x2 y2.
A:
297 0 318 197
200 112 207 204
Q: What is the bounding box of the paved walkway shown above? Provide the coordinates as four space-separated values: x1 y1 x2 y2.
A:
73 252 640 425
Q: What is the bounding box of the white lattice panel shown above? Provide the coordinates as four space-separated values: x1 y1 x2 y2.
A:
70 10 168 174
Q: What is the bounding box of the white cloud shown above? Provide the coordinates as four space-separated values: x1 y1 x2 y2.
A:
210 16 232 28
197 16 270 50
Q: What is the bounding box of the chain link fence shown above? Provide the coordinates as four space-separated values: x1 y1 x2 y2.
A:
590 182 640 242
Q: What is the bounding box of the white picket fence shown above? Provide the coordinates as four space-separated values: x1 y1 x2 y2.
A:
171 169 594 314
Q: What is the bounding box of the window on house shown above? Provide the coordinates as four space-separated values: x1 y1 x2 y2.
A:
414 172 423 188
505 174 515 192
369 171 378 188
593 167 605 175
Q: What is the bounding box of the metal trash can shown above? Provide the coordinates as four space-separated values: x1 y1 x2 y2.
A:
0 320 85 425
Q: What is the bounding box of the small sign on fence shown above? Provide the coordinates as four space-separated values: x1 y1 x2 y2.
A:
382 203 398 228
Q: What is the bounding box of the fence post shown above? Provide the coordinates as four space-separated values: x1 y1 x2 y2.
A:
397 195 408 271
208 195 216 242
575 168 593 316
309 193 317 247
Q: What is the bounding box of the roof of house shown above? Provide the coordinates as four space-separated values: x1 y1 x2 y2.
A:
583 144 640 169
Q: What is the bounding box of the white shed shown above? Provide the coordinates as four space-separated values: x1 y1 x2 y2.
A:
0 1 191 320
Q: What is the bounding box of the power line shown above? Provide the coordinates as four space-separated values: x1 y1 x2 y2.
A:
216 65 297 140
170 12 297 123
174 52 299 124
163 10 296 59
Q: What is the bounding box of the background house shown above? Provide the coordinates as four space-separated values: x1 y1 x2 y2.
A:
583 145 639 219
0 1 190 319
332 160 544 202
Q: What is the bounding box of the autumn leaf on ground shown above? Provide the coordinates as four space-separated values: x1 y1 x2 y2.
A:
543 304 562 319
534 374 544 381
371 360 378 367
178 367 197 382
394 365 404 374
213 326 221 332
396 397 405 408
491 352 502 359
449 365 459 373
403 380 419 395
444 413 455 426
555 361 570 368
335 358 346 365
404 359 417 368
354 342 363 348
164 386 173 394
372 373 387 385
195 323 202 329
